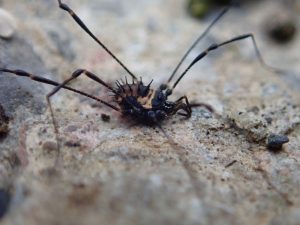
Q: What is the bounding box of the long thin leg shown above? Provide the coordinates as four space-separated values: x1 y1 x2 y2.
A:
48 68 116 95
57 0 137 80
44 68 120 165
0 68 121 167
175 98 214 117
167 5 231 84
0 68 119 111
45 93 61 166
171 33 278 90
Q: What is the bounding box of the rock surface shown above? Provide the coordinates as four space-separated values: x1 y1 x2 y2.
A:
0 0 300 225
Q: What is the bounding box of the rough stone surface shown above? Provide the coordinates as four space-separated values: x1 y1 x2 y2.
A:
0 0 300 225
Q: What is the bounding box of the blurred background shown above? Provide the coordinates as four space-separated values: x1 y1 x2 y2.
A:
0 1 300 225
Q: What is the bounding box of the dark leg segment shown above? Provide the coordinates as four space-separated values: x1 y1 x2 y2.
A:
44 68 121 165
167 5 231 84
189 102 214 113
47 69 116 96
0 68 119 111
57 0 137 80
174 96 192 118
172 33 279 90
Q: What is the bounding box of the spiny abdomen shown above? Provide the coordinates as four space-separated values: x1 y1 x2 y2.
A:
114 80 156 110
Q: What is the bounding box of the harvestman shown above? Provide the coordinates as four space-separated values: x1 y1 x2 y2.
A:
0 1 277 163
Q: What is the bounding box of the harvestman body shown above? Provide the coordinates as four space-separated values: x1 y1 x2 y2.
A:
0 1 275 148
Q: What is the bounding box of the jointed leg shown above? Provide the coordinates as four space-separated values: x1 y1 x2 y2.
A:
48 68 116 96
57 0 137 80
0 68 120 166
44 68 120 165
167 5 231 84
172 33 280 90
174 96 192 118
174 96 214 118
0 68 119 111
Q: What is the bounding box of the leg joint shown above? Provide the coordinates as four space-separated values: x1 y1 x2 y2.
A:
72 69 85 78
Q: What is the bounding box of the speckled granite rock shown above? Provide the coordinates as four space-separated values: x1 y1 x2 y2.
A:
0 1 300 225
0 34 49 184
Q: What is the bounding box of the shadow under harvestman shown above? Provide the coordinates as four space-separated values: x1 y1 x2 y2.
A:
0 0 280 176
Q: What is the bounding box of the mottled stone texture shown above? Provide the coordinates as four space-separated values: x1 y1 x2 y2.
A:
0 0 300 225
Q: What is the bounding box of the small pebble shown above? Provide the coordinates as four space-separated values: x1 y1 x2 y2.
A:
0 8 17 39
101 113 111 122
267 133 289 151
264 116 272 125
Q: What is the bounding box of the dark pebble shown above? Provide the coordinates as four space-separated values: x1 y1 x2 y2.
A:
267 133 289 151
101 113 110 122
264 116 273 125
